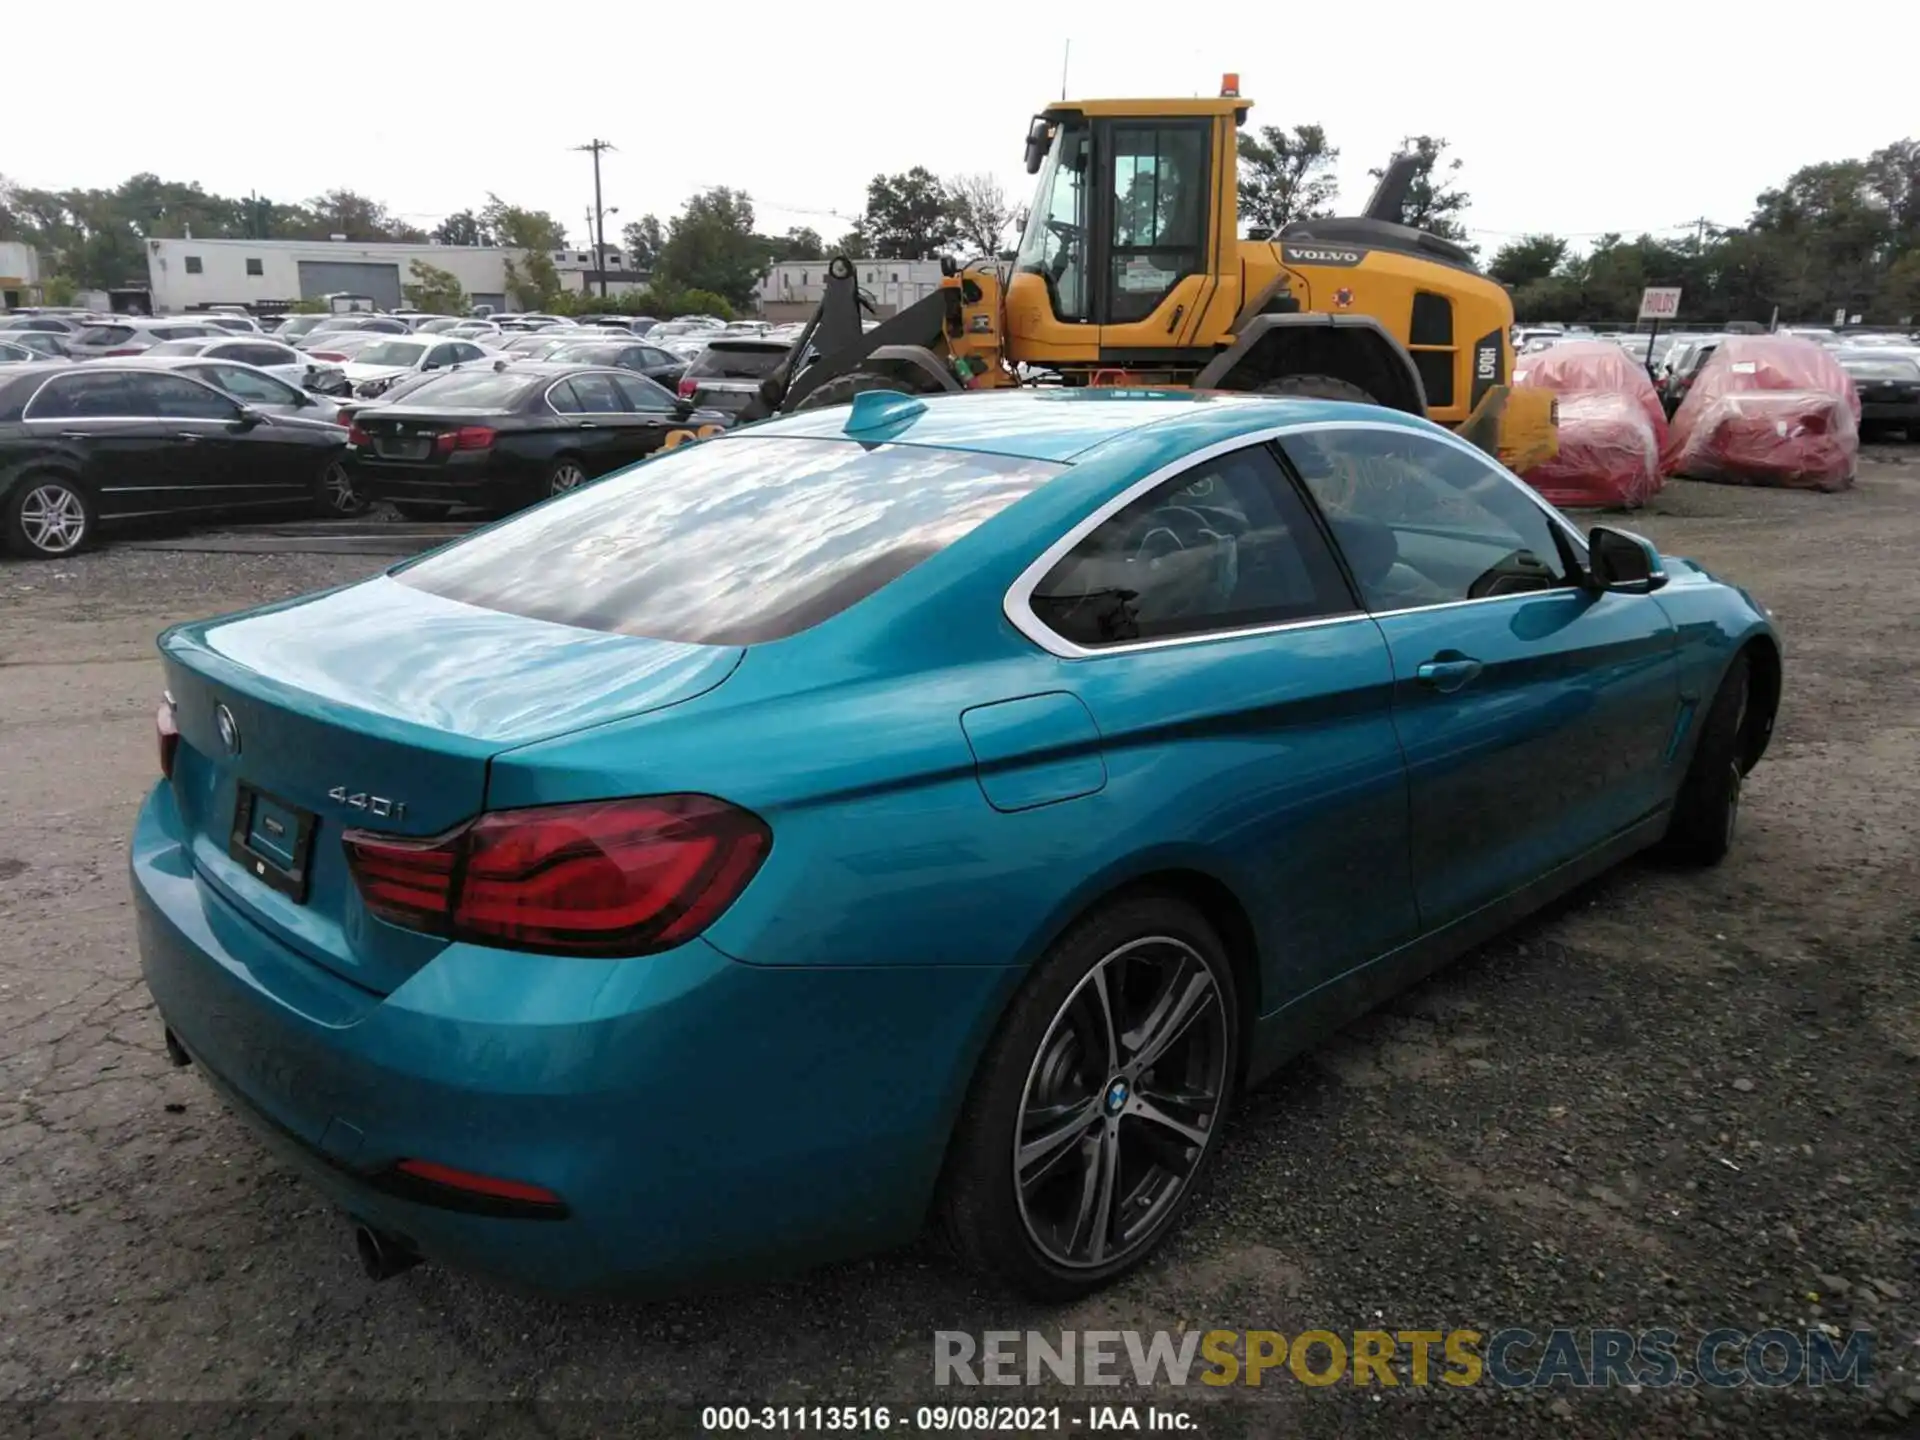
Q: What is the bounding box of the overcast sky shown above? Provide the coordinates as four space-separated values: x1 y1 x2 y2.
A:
8 1 1914 256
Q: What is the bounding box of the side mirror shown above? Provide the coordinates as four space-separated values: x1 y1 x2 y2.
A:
231 406 264 431
1587 525 1667 595
671 397 696 420
1023 116 1052 175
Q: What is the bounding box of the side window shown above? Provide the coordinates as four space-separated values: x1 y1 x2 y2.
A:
424 345 457 369
204 364 295 404
642 347 675 367
233 344 284 366
563 372 627 413
1106 123 1209 323
135 373 243 421
611 373 674 412
25 373 139 419
1281 428 1573 612
547 381 584 415
1026 444 1353 649
451 343 485 363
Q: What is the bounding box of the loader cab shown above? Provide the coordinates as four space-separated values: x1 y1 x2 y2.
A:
1010 97 1242 368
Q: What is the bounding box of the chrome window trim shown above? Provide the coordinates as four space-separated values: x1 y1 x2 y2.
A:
542 369 640 418
1003 418 1591 661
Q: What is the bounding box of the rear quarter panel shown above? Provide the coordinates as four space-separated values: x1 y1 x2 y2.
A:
1650 559 1780 769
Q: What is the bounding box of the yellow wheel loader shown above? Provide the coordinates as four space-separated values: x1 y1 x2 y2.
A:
752 77 1555 472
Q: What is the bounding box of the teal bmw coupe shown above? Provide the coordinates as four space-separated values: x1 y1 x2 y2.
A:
132 389 1779 1297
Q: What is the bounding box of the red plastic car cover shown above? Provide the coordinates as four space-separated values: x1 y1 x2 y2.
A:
1665 336 1860 491
1513 340 1669 446
1519 393 1663 508
1512 341 1665 507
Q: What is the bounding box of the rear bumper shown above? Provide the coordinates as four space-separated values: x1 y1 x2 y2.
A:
347 451 532 509
131 781 1018 1293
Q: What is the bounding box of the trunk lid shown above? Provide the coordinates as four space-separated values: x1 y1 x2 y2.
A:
160 576 741 993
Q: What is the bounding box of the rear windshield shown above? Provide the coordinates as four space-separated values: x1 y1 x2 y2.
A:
1840 356 1920 381
396 436 1061 644
77 326 134 346
689 344 785 380
386 370 536 408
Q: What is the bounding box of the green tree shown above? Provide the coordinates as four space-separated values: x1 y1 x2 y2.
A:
861 167 958 259
1488 234 1570 289
832 223 868 257
1236 123 1340 232
481 195 569 251
620 214 666 270
1371 136 1473 246
656 188 764 307
402 259 468 314
432 209 489 247
303 189 414 241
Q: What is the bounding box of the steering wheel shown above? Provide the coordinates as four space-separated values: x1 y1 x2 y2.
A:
1126 505 1229 562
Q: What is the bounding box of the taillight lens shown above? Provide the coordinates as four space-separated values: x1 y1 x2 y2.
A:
677 377 697 398
156 695 179 779
103 347 141 357
343 795 769 957
347 422 371 447
433 425 495 453
311 349 348 361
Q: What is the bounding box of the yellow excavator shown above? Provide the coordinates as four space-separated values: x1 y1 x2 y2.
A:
751 76 1555 471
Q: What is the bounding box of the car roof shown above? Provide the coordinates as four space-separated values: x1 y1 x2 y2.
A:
736 388 1425 463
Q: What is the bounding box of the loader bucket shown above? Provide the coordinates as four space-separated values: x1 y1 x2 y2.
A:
1458 384 1558 474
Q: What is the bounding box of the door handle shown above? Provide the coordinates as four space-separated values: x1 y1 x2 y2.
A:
1415 656 1484 693
175 432 204 442
575 421 599 429
59 430 88 440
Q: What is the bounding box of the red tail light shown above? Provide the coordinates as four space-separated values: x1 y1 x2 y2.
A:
433 425 495 453
393 1159 564 1207
156 696 179 779
311 349 348 361
103 347 142 357
335 408 352 426
343 795 769 956
677 377 697 398
347 422 372 447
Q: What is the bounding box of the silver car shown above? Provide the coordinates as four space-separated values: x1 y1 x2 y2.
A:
142 336 349 395
64 318 225 359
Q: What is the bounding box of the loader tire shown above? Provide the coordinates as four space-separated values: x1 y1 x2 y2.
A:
1252 374 1379 405
795 369 932 411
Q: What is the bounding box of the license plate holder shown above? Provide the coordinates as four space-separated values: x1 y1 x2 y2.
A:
376 437 431 460
229 784 316 903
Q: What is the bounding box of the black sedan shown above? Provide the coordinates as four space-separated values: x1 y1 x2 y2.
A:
0 363 349 558
345 363 731 520
538 337 688 390
1835 349 1920 437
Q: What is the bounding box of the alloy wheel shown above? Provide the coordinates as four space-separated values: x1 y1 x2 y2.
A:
322 462 357 515
549 462 587 496
19 484 87 555
1013 936 1230 1270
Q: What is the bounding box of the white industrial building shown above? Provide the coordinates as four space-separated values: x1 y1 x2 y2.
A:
142 237 647 314
756 259 944 321
0 242 43 309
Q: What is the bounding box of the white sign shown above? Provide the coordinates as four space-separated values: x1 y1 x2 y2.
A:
1833 308 1847 327
1638 286 1683 321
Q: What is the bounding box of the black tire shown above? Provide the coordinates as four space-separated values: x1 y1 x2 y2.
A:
795 369 928 411
3 473 97 559
313 457 363 518
390 501 454 522
1251 373 1379 405
941 894 1240 1299
1659 653 1752 867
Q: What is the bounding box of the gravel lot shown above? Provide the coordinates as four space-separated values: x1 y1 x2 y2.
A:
1 457 1916 1438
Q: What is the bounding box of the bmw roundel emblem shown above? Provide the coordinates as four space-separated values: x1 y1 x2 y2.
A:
214 704 240 755
1105 1078 1130 1115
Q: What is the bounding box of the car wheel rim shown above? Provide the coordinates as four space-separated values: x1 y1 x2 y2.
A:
323 462 356 514
1013 936 1229 1270
550 463 586 496
19 484 86 554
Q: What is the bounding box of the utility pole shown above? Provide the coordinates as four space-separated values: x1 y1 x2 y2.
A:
573 139 616 298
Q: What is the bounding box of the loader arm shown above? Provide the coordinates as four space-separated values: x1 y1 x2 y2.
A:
744 256 959 421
